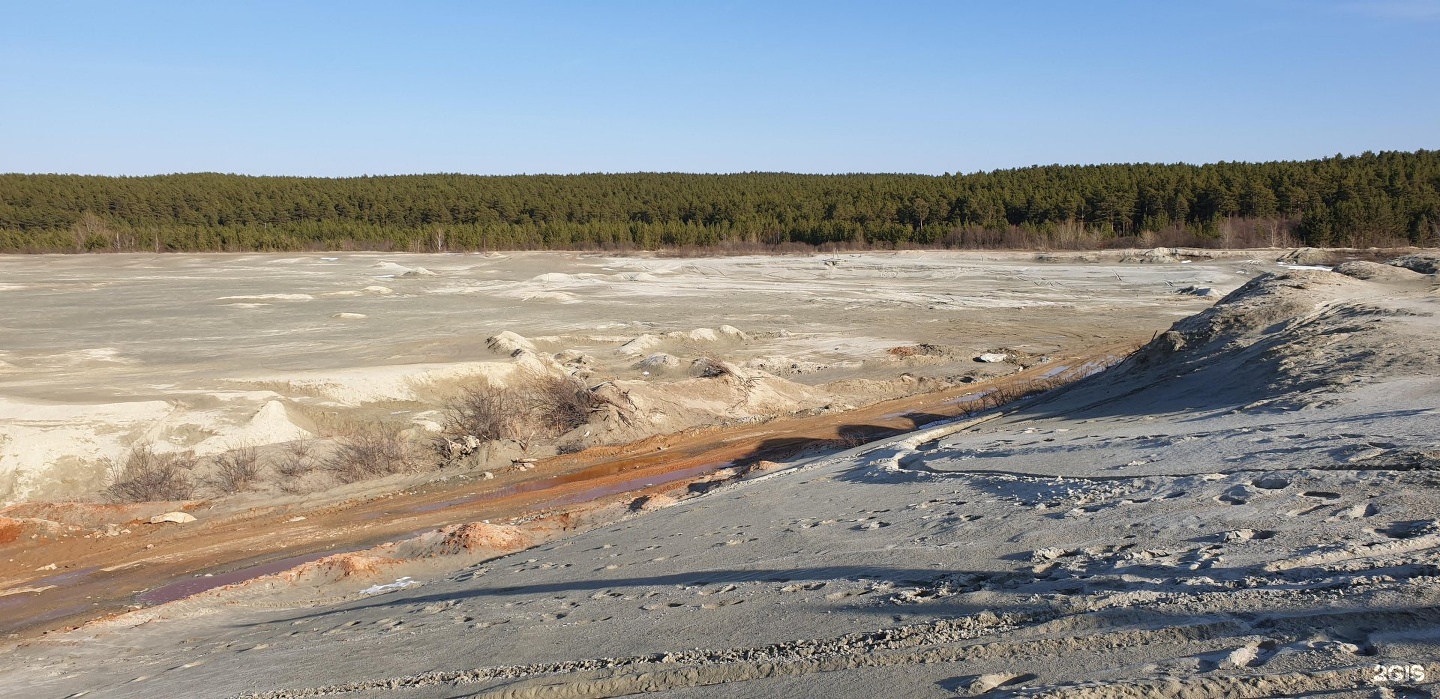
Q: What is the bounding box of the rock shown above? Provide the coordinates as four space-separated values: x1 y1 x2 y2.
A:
149 512 197 525
718 325 748 340
331 312 368 319
1031 546 1069 562
975 352 1009 363
1223 645 1259 668
1175 285 1219 297
35 563 57 571
483 471 495 480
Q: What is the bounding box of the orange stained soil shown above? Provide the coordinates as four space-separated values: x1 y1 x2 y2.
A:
0 345 1130 641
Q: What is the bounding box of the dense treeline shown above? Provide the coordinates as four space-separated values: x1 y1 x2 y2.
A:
1 150 1437 253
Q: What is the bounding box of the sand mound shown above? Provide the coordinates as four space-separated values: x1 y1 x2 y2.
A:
635 353 682 371
671 327 720 342
486 331 538 356
619 328 731 358
192 400 313 455
1388 253 1440 274
1087 269 1440 411
1336 260 1426 281
1166 269 1361 348
1120 247 1178 264
617 334 663 357
1276 247 1331 266
374 261 438 277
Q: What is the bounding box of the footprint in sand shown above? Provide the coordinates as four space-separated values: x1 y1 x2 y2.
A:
780 582 826 593
1331 502 1380 519
701 599 744 609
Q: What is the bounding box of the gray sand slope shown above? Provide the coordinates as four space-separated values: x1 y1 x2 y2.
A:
7 266 1440 697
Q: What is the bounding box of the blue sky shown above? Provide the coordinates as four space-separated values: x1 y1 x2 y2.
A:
1 1 1436 176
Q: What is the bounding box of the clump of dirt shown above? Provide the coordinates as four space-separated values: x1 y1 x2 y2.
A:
0 516 27 544
888 344 949 359
432 521 534 555
299 552 397 580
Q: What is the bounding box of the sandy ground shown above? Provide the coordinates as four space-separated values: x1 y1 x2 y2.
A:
3 255 1440 697
0 249 1252 504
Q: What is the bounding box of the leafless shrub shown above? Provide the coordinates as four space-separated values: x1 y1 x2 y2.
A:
275 440 315 479
518 372 600 437
444 371 600 446
105 444 198 502
208 444 263 493
444 380 521 442
323 425 420 484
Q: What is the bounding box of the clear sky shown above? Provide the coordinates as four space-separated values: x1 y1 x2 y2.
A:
1 1 1436 176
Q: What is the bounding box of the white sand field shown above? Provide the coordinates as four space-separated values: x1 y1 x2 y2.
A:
0 249 1254 505
5 254 1440 697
